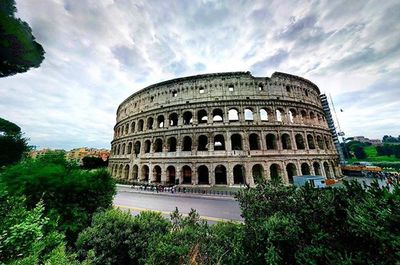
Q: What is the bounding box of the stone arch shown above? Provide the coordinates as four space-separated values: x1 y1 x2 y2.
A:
276 109 283 122
300 110 307 123
212 108 223 122
324 162 331 178
197 109 208 124
313 162 322 175
131 121 136 133
182 136 192 151
166 166 176 184
183 111 193 125
249 133 261 150
301 163 311 175
215 165 227 184
154 138 163 152
121 143 126 155
153 165 161 182
182 165 192 184
198 135 208 151
141 165 149 181
157 115 165 128
228 108 239 121
231 134 242 150
266 133 277 150
118 164 123 178
324 136 331 150
244 108 254 121
138 119 144 131
288 108 297 123
317 135 324 149
127 142 132 154
168 137 177 152
124 124 129 134
233 164 245 184
144 140 151 153
252 164 264 184
259 108 268 121
134 141 141 155
197 165 209 184
213 134 225 151
307 134 315 149
270 163 282 182
117 144 121 155
309 111 316 124
286 163 297 184
281 133 292 150
295 134 305 149
132 164 138 180
147 117 154 130
169 113 178 126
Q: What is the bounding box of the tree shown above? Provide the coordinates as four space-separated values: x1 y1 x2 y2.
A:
0 117 30 168
0 0 45 77
354 146 367 159
81 156 108 170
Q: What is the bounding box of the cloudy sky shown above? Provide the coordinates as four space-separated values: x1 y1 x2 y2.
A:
1 0 399 150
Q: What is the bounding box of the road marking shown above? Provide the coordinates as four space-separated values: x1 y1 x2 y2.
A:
114 204 243 223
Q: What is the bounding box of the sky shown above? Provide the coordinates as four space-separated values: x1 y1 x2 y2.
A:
0 0 399 150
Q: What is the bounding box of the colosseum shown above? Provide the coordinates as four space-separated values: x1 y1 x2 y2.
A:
109 71 340 186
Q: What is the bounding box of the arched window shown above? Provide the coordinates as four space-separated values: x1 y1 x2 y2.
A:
249 133 260 150
154 138 163 152
197 135 208 151
182 136 192 151
228 109 239 121
260 109 268 121
266 134 277 150
244 108 254 121
301 163 310 175
324 136 331 150
124 164 130 179
233 164 245 184
157 115 164 128
183 111 193 125
300 110 307 123
199 87 205 94
309 112 315 124
118 164 123 178
134 141 141 154
127 142 132 154
317 135 324 149
313 162 321 175
307 134 315 149
231 134 242 150
182 166 192 184
252 164 264 184
169 113 178 126
295 134 305 149
286 163 297 184
132 165 138 180
125 124 129 134
288 109 296 123
270 164 281 182
131 121 135 133
197 165 209 184
212 109 223 122
168 137 177 152
214 134 225 151
147 117 154 130
121 143 126 154
324 162 331 178
215 165 227 184
144 140 151 153
138 119 144 131
153 166 161 183
117 144 121 155
281 133 292 149
197 109 208 124
141 165 149 181
276 109 283 122
166 166 176 184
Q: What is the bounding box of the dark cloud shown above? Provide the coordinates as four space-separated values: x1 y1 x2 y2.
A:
251 49 289 74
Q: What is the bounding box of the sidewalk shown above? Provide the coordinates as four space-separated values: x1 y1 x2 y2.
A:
116 184 237 201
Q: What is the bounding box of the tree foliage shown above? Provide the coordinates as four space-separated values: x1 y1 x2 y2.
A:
0 0 45 77
81 156 108 170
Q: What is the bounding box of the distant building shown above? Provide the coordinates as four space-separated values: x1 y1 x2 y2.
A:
29 147 110 163
350 136 382 145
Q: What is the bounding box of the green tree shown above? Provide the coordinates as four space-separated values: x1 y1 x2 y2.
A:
0 0 45 77
0 117 30 168
354 146 367 159
0 151 116 245
81 156 108 170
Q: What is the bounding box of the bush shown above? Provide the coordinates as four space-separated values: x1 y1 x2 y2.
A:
0 151 116 245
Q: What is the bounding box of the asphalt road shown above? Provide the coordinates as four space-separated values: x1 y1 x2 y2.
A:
114 188 243 223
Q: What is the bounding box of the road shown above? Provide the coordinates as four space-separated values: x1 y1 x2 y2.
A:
114 188 243 223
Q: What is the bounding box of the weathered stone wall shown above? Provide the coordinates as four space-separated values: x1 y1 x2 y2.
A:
109 71 340 186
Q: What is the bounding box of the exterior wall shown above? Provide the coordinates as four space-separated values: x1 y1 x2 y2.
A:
109 71 340 186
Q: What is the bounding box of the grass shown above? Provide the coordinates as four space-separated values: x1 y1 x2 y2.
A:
349 145 400 163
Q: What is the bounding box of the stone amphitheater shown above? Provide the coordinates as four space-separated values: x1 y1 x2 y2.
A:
109 71 340 186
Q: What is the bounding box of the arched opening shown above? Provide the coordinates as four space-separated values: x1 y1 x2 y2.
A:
228 109 239 121
309 112 316 124
215 165 227 184
124 165 129 179
154 138 163 152
270 164 281 182
301 163 311 175
260 108 268 121
295 134 305 149
266 134 277 150
131 121 136 133
132 165 138 180
134 141 141 155
197 109 208 124
252 164 264 184
233 164 245 184
317 135 324 149
244 108 254 121
231 134 242 150
127 142 132 154
118 164 123 178
183 111 193 125
324 136 331 150
121 143 126 155
166 166 176 184
289 109 296 123
182 136 192 151
197 165 209 184
157 115 165 128
276 109 283 122
169 113 178 126
199 87 205 94
147 117 154 130
197 135 208 151
182 166 192 184
117 144 120 155
212 109 223 122
324 162 331 178
125 124 129 134
281 133 292 150
300 110 307 123
144 140 151 153
249 133 260 150
313 162 321 175
168 137 177 152
141 165 149 181
213 134 225 151
307 135 315 149
138 119 144 131
153 166 161 183
286 163 297 184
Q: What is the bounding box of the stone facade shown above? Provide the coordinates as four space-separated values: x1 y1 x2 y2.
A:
109 71 340 186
